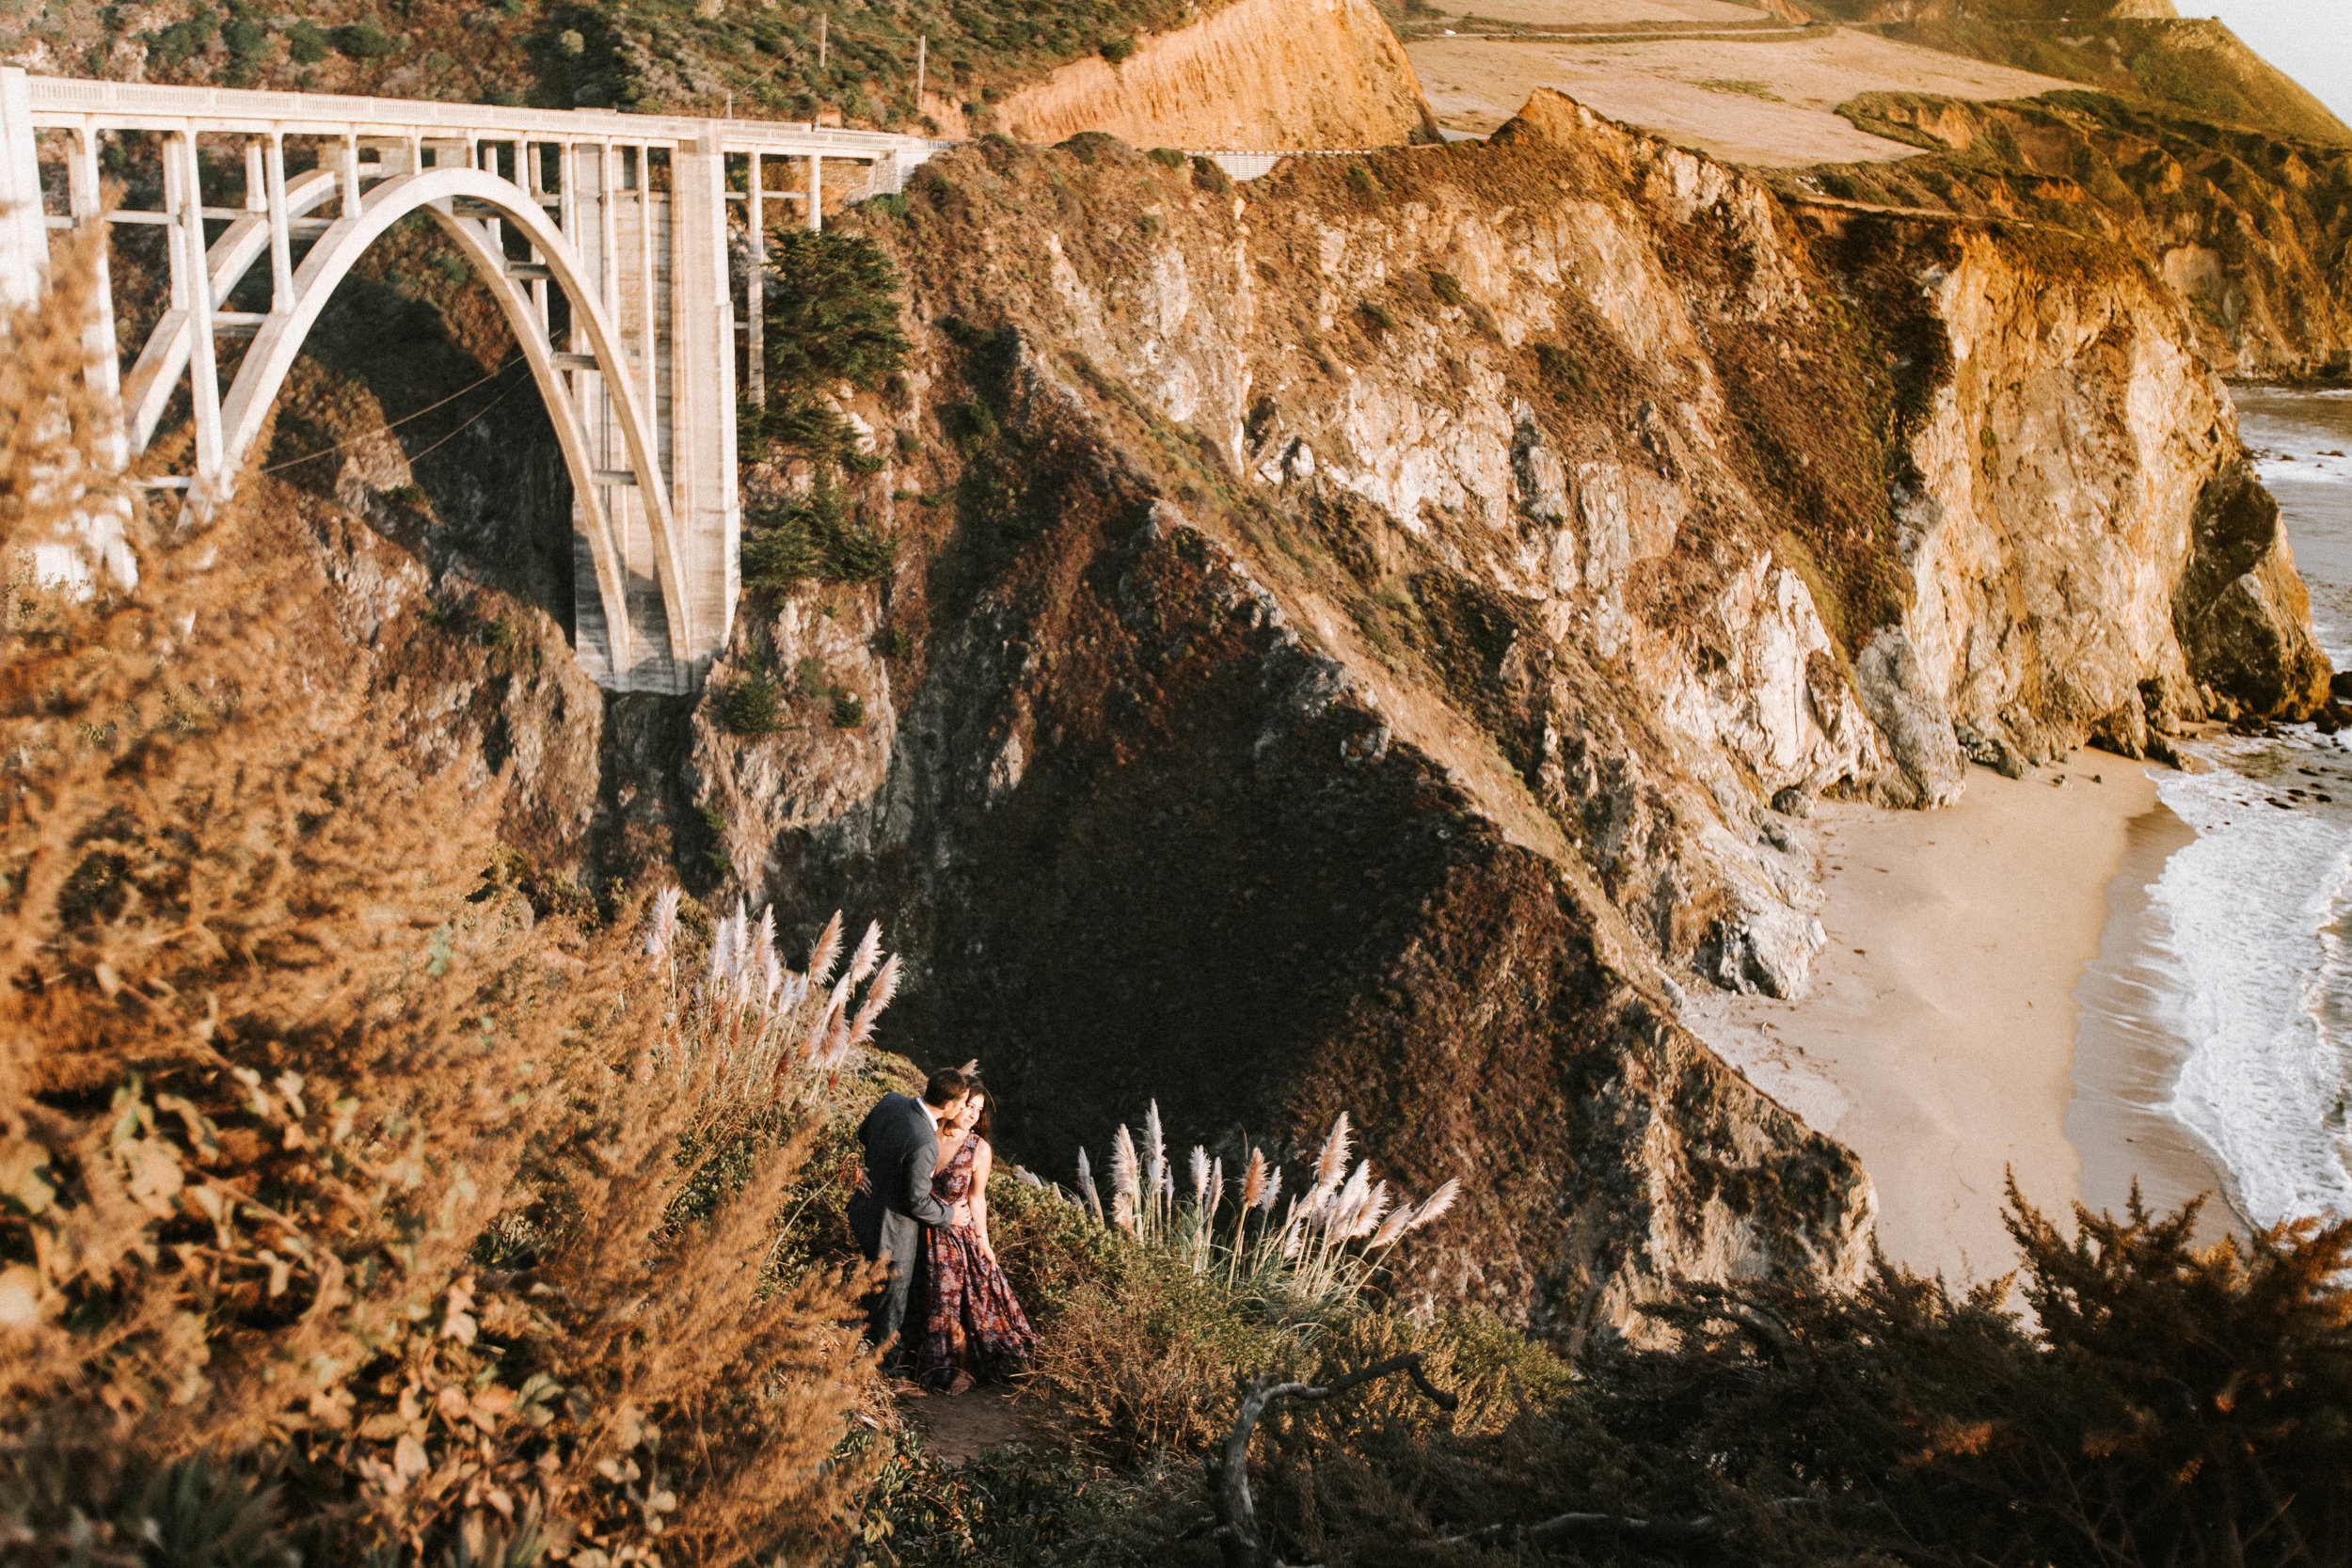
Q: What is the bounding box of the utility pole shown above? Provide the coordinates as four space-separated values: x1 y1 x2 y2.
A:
914 35 926 111
817 12 827 70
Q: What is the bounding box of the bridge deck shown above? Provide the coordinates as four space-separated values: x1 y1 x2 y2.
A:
18 74 953 165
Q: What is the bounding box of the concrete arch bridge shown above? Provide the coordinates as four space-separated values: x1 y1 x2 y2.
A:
0 67 945 693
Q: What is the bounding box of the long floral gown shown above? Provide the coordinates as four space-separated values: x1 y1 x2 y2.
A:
916 1133 1037 1390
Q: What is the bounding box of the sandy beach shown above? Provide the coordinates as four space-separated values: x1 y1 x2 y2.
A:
1690 754 2179 1286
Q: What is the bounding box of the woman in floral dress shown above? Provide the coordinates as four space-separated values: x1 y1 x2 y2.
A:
916 1079 1037 1393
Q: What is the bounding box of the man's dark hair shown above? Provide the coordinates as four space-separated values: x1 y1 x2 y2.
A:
923 1068 971 1108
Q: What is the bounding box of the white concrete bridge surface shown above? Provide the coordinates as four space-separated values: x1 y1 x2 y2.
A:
0 66 945 693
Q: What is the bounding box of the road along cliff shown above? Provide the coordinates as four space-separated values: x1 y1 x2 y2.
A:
675 91 2325 1329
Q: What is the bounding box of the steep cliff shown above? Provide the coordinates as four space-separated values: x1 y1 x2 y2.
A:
1820 91 2352 379
678 90 2320 1327
993 0 1438 149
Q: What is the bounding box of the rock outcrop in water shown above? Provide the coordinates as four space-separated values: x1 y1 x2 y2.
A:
673 91 2323 1327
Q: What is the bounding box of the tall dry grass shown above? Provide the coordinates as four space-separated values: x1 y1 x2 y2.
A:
0 245 884 1565
1067 1106 1458 1319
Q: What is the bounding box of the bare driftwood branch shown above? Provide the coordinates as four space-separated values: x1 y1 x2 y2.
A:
1208 1352 1459 1568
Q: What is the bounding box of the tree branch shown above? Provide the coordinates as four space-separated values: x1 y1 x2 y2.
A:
1208 1352 1459 1568
1428 1495 1821 1554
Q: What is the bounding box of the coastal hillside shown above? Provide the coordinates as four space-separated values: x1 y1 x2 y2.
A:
988 0 1438 148
7 0 2352 1555
1808 90 2352 379
1821 5 2352 148
679 91 2323 1330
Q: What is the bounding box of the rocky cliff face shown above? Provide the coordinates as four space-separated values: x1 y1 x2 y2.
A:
1826 91 2352 379
673 90 2321 1328
993 0 1438 150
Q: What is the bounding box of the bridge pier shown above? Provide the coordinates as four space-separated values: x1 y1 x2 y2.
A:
0 69 943 693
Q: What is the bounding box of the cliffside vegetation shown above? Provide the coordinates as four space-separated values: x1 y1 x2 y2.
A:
0 0 1247 131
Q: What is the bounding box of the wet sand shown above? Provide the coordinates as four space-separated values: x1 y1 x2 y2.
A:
2066 802 2243 1238
1689 754 2163 1286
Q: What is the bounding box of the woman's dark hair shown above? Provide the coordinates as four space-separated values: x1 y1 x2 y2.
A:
962 1079 993 1142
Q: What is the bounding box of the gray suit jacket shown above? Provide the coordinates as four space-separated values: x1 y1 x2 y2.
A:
848 1092 953 1262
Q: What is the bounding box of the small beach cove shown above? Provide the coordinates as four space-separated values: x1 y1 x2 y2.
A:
1689 754 2167 1286
1697 386 2352 1286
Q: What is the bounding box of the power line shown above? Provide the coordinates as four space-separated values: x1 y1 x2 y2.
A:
259 355 528 475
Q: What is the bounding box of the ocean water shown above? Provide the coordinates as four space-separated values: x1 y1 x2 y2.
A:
2078 388 2352 1228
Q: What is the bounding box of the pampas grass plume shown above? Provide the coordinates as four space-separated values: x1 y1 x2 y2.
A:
806 911 845 986
1311 1112 1351 1203
847 919 882 986
1077 1147 1104 1225
1239 1148 1267 1212
1406 1177 1460 1231
848 953 901 1044
646 886 682 960
1111 1124 1140 1233
1143 1101 1167 1198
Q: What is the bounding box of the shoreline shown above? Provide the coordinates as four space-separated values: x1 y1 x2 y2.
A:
1690 754 2174 1286
2066 800 2246 1240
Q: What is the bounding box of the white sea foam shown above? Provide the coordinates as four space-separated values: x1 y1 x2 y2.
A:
2153 747 2352 1223
2253 456 2352 487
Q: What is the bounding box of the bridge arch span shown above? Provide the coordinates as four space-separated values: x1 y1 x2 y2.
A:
2 69 946 689
214 166 690 676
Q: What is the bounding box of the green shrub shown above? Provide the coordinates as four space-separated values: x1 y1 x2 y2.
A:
759 230 909 400
284 20 328 63
1100 34 1138 64
895 428 921 460
332 16 402 57
145 8 218 70
719 670 788 735
1427 269 1465 307
1147 146 1187 168
1359 301 1396 332
222 15 267 61
742 484 897 592
1534 341 1584 388
1344 164 1383 203
830 691 866 728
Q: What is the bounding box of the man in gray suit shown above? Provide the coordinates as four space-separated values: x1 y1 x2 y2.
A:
848 1067 970 1371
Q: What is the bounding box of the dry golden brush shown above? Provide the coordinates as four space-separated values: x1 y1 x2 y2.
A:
0 257 889 1565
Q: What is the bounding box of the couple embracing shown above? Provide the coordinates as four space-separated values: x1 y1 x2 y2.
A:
848 1065 1037 1393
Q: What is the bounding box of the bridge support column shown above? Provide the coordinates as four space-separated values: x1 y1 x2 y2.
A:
0 67 45 309
672 142 739 687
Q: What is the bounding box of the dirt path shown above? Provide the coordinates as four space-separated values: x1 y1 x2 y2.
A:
898 1384 1045 1465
